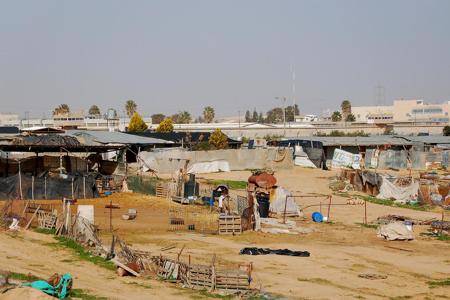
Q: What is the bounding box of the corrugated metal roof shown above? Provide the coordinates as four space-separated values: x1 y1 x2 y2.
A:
398 135 450 144
286 135 450 146
67 130 172 145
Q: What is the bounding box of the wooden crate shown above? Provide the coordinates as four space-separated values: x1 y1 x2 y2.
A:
218 215 242 235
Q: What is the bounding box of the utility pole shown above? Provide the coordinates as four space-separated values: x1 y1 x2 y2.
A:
238 110 241 137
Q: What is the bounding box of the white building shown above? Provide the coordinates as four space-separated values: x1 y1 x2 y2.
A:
352 99 450 124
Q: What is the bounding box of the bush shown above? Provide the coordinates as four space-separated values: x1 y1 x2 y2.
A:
128 112 148 132
156 118 174 133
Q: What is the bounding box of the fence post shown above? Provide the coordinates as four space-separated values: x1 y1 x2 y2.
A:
283 195 288 224
44 176 47 199
327 195 332 221
71 178 74 199
83 176 86 199
31 175 34 200
18 161 23 200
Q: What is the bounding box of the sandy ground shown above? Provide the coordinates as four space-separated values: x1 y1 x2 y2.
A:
1 167 449 300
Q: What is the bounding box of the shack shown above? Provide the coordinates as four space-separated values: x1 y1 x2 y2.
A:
0 130 172 200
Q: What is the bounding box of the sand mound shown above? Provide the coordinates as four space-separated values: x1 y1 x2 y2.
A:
1 286 54 300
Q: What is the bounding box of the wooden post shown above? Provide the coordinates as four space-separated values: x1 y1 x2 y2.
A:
59 148 63 175
71 178 74 199
210 253 216 292
5 152 8 177
364 198 368 225
327 195 332 221
283 195 288 224
18 161 23 200
109 199 113 232
25 205 40 230
44 176 47 199
31 176 35 200
83 176 86 199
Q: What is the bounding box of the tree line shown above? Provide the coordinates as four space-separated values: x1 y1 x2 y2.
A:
244 104 300 124
51 98 358 134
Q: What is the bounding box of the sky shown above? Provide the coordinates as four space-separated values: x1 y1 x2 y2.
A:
0 0 449 119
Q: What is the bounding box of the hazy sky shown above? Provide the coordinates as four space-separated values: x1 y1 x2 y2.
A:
1 0 449 118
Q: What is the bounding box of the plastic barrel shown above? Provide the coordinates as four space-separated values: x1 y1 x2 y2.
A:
257 199 270 218
312 212 323 223
209 197 214 206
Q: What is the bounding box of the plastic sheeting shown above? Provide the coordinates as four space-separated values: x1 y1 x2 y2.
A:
377 176 419 204
187 160 230 174
138 148 293 174
269 187 301 216
378 150 408 169
377 222 414 241
294 146 317 168
240 247 310 256
332 149 360 169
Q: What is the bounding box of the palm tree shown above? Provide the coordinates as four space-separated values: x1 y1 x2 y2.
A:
125 100 137 118
53 104 70 115
341 100 352 120
178 111 192 124
203 106 215 123
331 111 342 122
88 105 100 116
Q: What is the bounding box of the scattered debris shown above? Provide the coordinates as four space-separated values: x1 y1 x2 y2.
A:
122 209 137 220
239 248 310 257
21 273 73 299
431 220 450 235
375 215 434 225
358 273 387 280
111 258 141 277
105 203 120 209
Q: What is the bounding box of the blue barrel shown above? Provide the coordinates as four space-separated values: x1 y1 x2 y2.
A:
312 212 323 223
209 197 215 206
104 191 113 196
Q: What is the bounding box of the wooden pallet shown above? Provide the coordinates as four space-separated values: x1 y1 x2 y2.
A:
216 270 250 291
187 264 214 289
37 211 57 229
218 215 242 235
156 183 169 198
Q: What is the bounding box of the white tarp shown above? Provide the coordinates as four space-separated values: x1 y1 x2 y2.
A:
377 222 414 241
187 160 230 174
377 176 419 204
137 148 293 174
77 205 94 224
294 145 317 168
270 187 301 216
332 149 360 169
294 157 317 168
